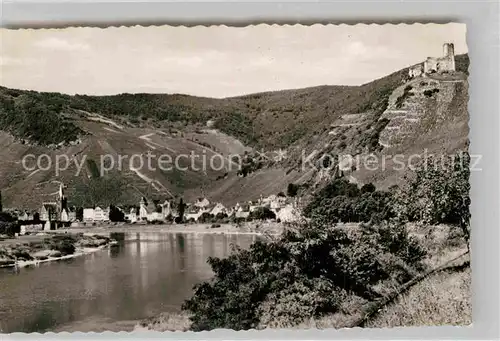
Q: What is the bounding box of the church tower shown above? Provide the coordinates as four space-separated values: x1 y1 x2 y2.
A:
59 183 68 211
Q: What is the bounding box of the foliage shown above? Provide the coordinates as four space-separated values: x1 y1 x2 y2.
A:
198 212 214 223
455 54 470 75
423 88 440 98
248 207 276 220
47 235 76 255
0 55 469 149
258 277 346 328
182 219 426 331
0 90 82 146
215 212 228 221
0 60 410 149
0 212 19 236
178 198 186 222
361 183 376 193
0 211 16 222
109 205 125 222
71 176 126 207
355 118 390 153
303 179 394 224
395 85 414 109
394 152 471 242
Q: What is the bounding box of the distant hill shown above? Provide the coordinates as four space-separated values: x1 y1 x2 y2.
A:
0 54 469 209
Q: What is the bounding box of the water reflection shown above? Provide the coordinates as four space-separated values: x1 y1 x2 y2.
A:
0 232 257 333
110 232 126 242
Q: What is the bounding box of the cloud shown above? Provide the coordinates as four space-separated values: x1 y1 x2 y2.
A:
0 56 37 67
163 55 204 68
345 41 369 57
34 37 90 51
1 24 467 97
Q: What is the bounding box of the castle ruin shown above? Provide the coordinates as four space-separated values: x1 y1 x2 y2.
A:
409 43 456 78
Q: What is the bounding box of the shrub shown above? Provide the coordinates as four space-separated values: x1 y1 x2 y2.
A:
109 205 125 222
258 277 346 328
303 179 394 224
394 152 470 245
215 212 228 221
248 207 276 221
0 212 20 236
182 221 425 331
395 86 414 108
198 212 214 223
423 88 440 98
48 235 76 255
361 183 376 193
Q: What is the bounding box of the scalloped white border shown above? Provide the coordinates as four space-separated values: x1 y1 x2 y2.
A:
1 1 499 340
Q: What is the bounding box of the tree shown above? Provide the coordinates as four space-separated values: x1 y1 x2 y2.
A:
215 212 228 221
109 205 125 222
75 207 83 221
287 183 299 197
249 207 276 220
303 178 394 224
361 183 376 193
198 212 214 223
177 198 186 223
394 152 471 249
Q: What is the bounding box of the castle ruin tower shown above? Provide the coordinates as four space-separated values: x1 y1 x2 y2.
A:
442 43 456 71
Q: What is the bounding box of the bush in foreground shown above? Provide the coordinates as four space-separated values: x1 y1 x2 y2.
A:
182 221 426 331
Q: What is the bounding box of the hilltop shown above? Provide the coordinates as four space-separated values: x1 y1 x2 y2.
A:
0 54 469 209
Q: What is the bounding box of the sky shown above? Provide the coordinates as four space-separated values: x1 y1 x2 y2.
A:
0 23 467 98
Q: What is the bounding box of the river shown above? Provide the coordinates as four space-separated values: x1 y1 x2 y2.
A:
0 232 258 333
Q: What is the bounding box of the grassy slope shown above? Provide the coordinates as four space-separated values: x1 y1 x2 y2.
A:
365 267 471 328
0 54 468 150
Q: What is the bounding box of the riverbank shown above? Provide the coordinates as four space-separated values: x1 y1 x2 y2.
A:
133 312 191 332
48 221 285 237
0 233 116 268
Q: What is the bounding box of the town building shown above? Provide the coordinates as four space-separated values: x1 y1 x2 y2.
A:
126 207 138 223
160 200 173 218
39 182 70 229
185 204 203 221
83 208 95 222
194 197 210 209
234 203 250 219
275 203 301 223
93 206 109 222
139 197 156 221
209 202 227 217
